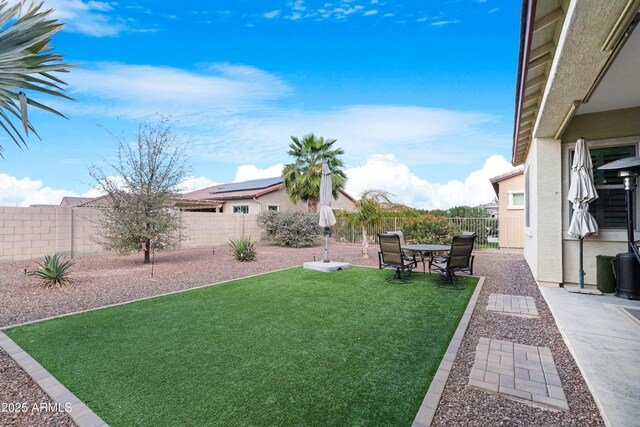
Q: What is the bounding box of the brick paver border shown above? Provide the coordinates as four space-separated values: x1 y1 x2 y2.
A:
0 332 107 427
412 276 485 427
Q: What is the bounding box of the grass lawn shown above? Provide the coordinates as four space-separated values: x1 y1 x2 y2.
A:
6 267 477 426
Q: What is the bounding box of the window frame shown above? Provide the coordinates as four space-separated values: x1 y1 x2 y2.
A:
232 205 249 214
508 190 525 210
267 205 279 212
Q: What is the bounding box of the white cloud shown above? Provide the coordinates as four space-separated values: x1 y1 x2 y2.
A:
1 153 515 210
9 0 126 37
432 20 461 26
269 0 385 21
344 154 514 209
0 174 98 207
0 173 222 206
198 105 502 165
64 61 291 119
61 61 508 172
264 10 281 18
288 0 306 11
233 164 284 182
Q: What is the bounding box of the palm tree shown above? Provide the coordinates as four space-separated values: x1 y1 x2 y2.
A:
282 133 347 212
339 189 394 259
0 1 73 157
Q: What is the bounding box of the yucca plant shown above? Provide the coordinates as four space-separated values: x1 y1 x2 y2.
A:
228 237 257 262
0 1 73 157
27 253 74 288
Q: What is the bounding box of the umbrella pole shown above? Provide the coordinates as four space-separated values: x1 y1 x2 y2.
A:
323 227 330 263
579 237 584 289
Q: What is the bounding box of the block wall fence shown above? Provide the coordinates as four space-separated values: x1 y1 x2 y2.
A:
0 206 261 263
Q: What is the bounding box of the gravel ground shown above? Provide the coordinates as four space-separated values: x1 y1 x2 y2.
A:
431 251 605 426
0 244 604 426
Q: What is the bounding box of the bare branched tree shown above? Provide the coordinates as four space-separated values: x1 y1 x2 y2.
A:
90 117 190 264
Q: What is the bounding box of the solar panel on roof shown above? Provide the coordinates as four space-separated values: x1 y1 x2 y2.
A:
213 177 283 193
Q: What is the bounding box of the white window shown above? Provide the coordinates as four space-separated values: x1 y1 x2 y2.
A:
267 205 279 212
508 191 525 209
232 205 249 214
570 144 637 229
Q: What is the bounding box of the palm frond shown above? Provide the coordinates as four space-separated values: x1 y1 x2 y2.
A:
0 1 73 156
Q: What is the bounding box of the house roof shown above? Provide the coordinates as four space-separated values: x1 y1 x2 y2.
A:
478 201 499 209
182 177 356 203
60 196 95 207
68 194 224 210
490 167 524 196
512 0 640 165
214 177 283 194
513 0 568 165
74 195 112 208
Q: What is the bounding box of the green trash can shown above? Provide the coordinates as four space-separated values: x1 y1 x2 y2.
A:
596 255 616 293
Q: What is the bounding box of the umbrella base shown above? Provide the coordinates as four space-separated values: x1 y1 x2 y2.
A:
303 261 350 273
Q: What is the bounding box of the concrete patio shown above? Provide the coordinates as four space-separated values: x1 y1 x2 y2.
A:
541 288 640 427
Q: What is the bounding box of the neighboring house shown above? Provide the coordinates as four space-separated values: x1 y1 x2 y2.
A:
60 197 95 207
490 167 525 249
477 201 499 218
512 0 640 286
182 177 356 214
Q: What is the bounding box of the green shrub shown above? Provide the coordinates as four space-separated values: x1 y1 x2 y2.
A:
257 210 322 247
28 254 75 288
402 214 461 245
228 236 257 261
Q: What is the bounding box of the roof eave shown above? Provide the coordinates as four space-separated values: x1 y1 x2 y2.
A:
512 0 538 166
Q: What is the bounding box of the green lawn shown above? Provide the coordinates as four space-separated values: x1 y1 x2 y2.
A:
6 267 477 426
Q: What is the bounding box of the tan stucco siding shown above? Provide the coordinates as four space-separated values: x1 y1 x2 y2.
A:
332 193 356 210
222 199 262 215
497 174 524 248
221 189 355 214
560 109 640 285
256 191 307 212
563 107 640 143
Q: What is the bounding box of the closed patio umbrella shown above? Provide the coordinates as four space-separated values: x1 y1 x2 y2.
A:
319 163 336 263
568 138 599 288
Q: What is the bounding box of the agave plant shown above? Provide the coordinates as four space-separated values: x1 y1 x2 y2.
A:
228 237 257 262
0 1 73 157
27 253 75 288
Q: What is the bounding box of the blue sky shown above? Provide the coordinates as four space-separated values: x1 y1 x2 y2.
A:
0 0 521 208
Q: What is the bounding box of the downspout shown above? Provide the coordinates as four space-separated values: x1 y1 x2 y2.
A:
253 196 262 213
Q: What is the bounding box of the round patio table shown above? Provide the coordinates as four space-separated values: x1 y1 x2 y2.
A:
401 244 450 277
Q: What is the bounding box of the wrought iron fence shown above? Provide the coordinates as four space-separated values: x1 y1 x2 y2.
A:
333 216 520 249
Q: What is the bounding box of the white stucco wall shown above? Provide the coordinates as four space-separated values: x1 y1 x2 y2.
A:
524 137 564 286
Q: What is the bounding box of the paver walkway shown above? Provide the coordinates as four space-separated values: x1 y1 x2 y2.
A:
487 293 538 317
469 338 569 412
